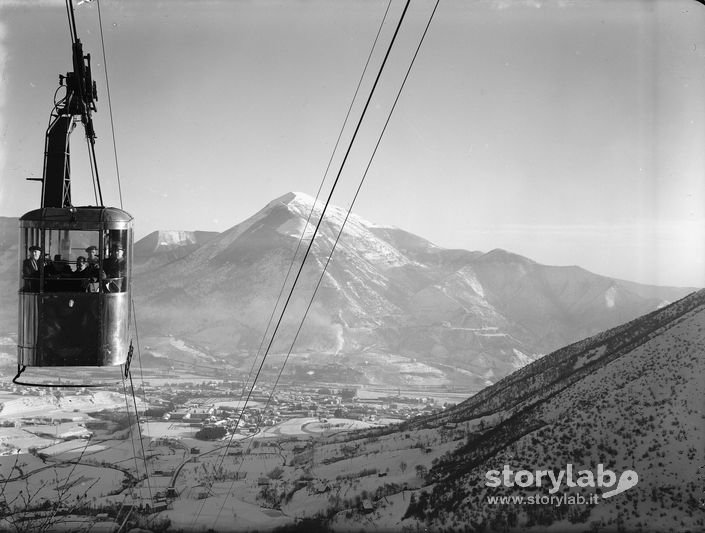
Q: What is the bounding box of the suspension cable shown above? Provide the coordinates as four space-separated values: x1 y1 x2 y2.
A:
265 0 442 426
118 302 154 517
237 0 411 437
189 6 397 525
238 0 410 431
121 373 143 504
88 136 105 207
224 0 394 463
65 0 78 45
128 368 154 507
131 300 151 444
206 1 415 528
65 0 106 206
85 136 101 206
244 0 439 472
96 0 124 209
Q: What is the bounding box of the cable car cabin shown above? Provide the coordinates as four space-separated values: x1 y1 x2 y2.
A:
18 207 133 367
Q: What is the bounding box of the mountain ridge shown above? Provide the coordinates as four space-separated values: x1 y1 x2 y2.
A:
0 196 698 388
399 288 705 530
128 192 696 387
301 289 705 532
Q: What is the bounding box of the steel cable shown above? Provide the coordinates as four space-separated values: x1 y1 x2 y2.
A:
207 0 418 528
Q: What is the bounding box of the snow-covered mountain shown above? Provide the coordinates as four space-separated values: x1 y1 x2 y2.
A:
0 195 695 387
133 229 219 273
131 192 695 387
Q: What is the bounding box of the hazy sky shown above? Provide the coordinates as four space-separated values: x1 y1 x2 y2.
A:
1 0 704 287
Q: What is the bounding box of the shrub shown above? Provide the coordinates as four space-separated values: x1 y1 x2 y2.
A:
194 426 226 440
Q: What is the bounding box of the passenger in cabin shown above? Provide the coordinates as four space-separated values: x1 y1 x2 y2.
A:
84 245 101 292
103 242 126 292
22 245 42 292
73 256 88 275
85 245 99 266
71 256 89 291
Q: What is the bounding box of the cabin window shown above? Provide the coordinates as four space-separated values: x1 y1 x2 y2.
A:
101 229 130 293
19 228 130 293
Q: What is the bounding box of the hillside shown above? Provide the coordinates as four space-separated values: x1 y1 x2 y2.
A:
292 289 704 532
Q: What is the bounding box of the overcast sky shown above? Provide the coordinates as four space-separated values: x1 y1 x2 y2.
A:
1 0 704 287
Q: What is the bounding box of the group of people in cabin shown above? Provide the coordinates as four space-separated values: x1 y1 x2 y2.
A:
22 243 126 293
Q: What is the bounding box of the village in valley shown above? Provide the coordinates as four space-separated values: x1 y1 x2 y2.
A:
0 343 462 531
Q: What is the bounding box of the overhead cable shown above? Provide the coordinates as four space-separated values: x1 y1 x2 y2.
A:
218 0 395 470
209 0 416 528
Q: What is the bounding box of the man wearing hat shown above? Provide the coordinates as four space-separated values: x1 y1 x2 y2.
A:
84 245 101 292
85 245 99 265
22 245 43 292
103 242 126 292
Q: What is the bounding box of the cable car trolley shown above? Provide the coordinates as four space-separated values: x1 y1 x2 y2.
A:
15 0 133 385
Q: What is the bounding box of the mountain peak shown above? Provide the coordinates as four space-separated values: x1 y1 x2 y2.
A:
261 192 326 222
271 191 317 208
478 248 536 264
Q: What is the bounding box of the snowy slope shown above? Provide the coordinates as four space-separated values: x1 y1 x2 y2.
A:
254 290 705 533
399 289 705 531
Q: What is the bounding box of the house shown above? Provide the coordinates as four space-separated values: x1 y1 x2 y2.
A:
361 499 374 514
188 407 214 421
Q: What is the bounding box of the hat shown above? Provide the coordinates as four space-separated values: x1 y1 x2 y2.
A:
29 245 41 252
85 245 97 253
111 242 124 250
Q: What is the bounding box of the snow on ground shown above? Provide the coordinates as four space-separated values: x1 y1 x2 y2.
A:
259 417 319 437
0 516 119 533
329 486 420 532
0 457 127 506
302 418 380 434
278 427 459 527
258 417 377 438
39 438 107 456
512 348 537 369
0 427 57 453
0 391 137 420
0 392 24 402
163 490 290 532
169 337 217 362
275 215 316 240
140 421 199 439
77 436 153 467
157 448 299 531
212 400 263 410
22 421 92 439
